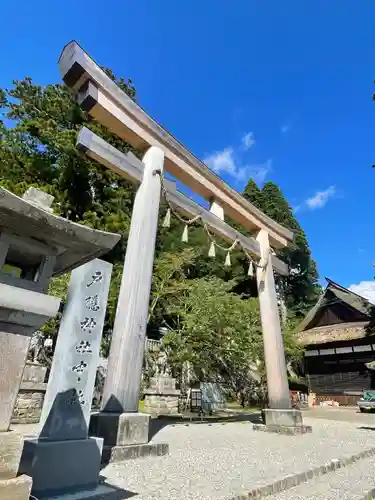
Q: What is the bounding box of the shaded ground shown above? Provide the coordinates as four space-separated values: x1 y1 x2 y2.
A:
148 410 262 439
11 409 262 440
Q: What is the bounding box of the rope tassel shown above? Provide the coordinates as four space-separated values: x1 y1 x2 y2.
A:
162 208 171 228
208 242 216 258
181 224 189 243
248 260 254 277
224 251 231 267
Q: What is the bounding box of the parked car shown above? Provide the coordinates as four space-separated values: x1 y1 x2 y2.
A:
357 391 375 413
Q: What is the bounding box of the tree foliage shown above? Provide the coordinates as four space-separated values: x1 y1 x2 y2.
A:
243 178 262 207
163 278 263 387
243 180 321 316
0 71 308 397
162 276 303 395
0 74 138 350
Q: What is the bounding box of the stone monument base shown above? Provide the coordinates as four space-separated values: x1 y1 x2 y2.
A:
143 376 180 416
19 437 103 498
253 408 312 435
89 411 169 463
0 431 31 500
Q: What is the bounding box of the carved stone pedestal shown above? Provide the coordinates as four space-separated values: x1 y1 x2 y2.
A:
0 431 32 500
90 412 169 463
144 376 180 416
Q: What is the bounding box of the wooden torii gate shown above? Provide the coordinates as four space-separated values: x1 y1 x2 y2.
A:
59 41 308 443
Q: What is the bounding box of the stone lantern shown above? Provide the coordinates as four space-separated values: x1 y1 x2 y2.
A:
0 187 120 500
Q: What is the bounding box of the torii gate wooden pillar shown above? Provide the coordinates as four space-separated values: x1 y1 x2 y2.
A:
59 42 311 458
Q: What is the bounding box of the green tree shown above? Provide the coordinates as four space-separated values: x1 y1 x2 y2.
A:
255 181 320 316
162 276 303 396
149 247 199 326
243 178 262 207
0 75 137 224
163 278 263 387
0 75 138 348
0 72 303 387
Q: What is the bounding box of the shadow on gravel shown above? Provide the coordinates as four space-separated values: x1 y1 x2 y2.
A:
95 477 138 499
358 426 375 431
149 411 263 440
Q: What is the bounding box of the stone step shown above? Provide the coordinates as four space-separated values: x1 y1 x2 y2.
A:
267 455 375 500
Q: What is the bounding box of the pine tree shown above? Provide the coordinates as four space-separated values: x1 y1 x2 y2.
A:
258 182 320 316
0 74 138 342
243 178 262 208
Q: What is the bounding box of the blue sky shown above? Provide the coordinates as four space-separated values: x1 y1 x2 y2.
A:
1 1 374 297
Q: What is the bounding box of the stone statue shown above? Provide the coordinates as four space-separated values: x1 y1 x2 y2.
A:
155 349 171 377
93 358 108 408
28 330 44 364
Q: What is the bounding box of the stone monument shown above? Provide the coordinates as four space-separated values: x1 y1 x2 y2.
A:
0 186 119 500
20 259 113 498
144 349 180 416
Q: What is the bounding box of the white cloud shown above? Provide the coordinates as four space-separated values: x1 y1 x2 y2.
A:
204 147 271 185
241 132 255 150
204 147 238 178
306 185 336 210
246 159 272 185
349 281 375 305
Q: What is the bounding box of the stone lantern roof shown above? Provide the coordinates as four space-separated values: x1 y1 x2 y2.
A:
0 187 121 275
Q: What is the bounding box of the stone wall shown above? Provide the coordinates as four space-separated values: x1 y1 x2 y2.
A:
11 362 47 424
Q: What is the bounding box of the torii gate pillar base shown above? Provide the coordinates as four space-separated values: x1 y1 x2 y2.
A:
253 409 312 435
89 412 169 463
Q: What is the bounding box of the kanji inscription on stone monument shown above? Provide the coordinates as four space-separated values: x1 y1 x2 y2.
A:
39 258 112 441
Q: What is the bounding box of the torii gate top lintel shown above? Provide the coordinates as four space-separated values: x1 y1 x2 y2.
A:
58 40 294 251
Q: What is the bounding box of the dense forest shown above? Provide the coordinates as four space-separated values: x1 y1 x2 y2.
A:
0 73 320 397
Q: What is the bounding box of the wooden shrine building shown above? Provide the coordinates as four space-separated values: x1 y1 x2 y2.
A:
297 278 375 405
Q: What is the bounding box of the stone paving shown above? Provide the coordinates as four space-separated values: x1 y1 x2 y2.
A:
99 415 375 499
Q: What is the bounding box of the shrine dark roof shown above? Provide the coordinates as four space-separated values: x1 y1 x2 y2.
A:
296 278 375 345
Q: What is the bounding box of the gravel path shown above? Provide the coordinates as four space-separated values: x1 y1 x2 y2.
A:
268 455 375 500
101 418 375 499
